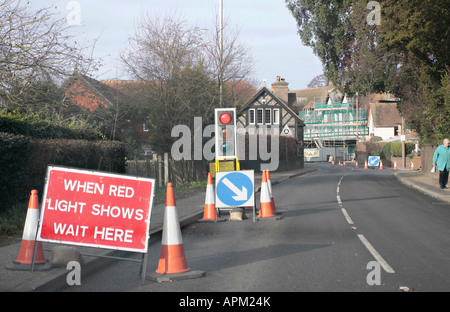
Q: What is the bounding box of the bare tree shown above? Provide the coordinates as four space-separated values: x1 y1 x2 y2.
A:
121 14 206 83
121 14 219 153
0 0 99 111
307 74 328 88
203 13 254 106
121 12 255 152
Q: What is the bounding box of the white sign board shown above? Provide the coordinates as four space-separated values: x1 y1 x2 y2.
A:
368 156 380 167
215 171 254 208
37 166 155 253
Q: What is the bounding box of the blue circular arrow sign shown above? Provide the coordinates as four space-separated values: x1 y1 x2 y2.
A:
217 172 253 207
368 156 380 166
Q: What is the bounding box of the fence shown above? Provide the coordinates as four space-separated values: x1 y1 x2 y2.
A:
126 153 209 187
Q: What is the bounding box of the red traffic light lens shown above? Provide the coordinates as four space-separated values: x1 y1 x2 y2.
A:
222 128 231 138
219 113 232 125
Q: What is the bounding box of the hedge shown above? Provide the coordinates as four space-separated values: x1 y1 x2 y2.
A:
0 132 126 214
0 112 103 140
381 142 416 159
0 133 31 213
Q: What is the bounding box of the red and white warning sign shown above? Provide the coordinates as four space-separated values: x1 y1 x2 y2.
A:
37 166 155 253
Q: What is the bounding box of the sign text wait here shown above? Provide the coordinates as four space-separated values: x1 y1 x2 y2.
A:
37 166 155 253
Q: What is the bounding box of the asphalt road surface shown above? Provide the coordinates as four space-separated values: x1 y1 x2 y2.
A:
62 163 450 293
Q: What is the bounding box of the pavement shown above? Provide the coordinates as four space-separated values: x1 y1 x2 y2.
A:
1 163 449 292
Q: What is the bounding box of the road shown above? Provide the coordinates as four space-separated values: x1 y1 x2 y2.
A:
62 163 450 293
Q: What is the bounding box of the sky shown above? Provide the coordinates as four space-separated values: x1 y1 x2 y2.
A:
28 0 324 90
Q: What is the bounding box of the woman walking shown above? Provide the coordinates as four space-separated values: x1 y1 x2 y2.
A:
433 139 450 189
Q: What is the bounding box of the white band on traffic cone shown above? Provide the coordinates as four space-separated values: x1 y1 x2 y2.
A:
22 208 39 241
205 184 214 205
161 206 183 246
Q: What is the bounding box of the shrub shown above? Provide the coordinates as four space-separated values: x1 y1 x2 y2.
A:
0 111 103 140
381 142 416 159
0 133 31 212
0 134 126 214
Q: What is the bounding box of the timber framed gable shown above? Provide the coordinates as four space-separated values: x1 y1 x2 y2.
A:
237 86 305 141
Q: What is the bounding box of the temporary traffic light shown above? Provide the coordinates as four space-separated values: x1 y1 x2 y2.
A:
215 108 237 159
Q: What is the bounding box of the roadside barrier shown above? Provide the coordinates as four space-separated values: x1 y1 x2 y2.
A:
266 170 277 213
258 170 280 219
155 183 190 275
199 172 225 223
201 173 216 220
6 190 52 271
148 183 205 282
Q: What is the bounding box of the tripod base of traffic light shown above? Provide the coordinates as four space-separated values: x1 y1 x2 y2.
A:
215 157 240 173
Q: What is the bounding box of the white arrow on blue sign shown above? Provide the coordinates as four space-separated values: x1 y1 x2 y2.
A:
368 156 380 166
215 171 254 208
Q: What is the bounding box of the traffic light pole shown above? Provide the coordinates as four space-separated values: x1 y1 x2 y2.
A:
219 0 224 108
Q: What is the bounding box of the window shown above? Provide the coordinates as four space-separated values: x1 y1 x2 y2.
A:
252 108 280 125
256 108 263 124
248 109 255 124
264 109 272 124
273 109 280 124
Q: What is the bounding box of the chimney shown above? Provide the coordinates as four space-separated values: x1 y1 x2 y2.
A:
271 76 289 102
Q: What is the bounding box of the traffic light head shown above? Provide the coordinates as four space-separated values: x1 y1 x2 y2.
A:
215 108 237 159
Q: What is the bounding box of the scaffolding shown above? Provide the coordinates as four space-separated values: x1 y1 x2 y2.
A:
299 99 368 145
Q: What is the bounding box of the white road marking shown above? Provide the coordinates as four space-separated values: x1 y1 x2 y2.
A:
337 174 395 274
337 194 342 206
358 234 395 273
341 208 354 225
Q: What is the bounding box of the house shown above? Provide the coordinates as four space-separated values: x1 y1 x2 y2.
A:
226 80 257 108
361 93 402 141
63 74 258 156
237 76 305 141
288 84 331 113
100 79 152 154
236 76 305 170
62 72 115 112
62 73 152 154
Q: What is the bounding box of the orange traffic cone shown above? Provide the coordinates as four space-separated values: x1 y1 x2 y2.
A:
6 190 51 271
379 160 383 170
410 161 415 171
393 161 398 170
331 160 335 167
149 183 205 281
199 173 224 222
355 160 359 168
258 171 277 218
343 161 346 168
338 161 341 167
364 160 368 169
156 183 190 274
266 170 277 213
